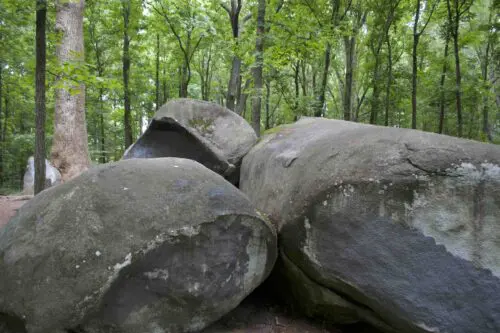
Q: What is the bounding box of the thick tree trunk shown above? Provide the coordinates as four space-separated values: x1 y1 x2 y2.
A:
385 33 393 127
122 0 133 148
227 56 241 110
237 79 251 116
438 34 450 134
251 0 266 136
155 33 160 111
314 43 331 117
51 0 90 181
35 0 47 194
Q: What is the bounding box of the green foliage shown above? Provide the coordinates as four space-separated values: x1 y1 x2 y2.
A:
0 0 498 191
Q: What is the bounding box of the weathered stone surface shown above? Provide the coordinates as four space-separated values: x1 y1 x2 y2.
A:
0 158 277 333
240 118 500 333
22 156 62 195
123 99 257 184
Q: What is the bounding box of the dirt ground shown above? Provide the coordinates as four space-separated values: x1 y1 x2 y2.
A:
0 195 31 229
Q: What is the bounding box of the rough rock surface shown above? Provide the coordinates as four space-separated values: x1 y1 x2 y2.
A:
22 156 62 195
0 158 276 333
240 118 500 333
123 99 257 184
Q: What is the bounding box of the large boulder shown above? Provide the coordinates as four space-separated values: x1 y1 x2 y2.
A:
123 99 257 184
0 158 277 333
240 118 500 333
22 156 62 195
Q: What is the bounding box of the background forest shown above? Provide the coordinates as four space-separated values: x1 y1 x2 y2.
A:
0 0 498 193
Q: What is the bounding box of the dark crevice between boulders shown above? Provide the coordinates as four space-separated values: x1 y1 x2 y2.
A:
123 118 235 182
0 312 27 333
276 250 396 333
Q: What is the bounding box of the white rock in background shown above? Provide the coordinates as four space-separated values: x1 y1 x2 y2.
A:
23 156 62 194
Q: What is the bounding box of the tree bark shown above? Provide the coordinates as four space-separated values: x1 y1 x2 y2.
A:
122 0 133 148
314 43 331 117
0 63 3 184
251 0 266 136
411 0 421 129
155 33 160 111
294 60 300 113
265 80 271 130
51 0 90 181
438 33 450 134
35 0 47 194
385 32 393 127
223 0 243 110
343 36 354 121
481 9 493 142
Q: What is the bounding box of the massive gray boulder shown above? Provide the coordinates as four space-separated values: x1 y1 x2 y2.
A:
123 99 257 184
240 118 500 333
22 156 62 195
0 158 277 333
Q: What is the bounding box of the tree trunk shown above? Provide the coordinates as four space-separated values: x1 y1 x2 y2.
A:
265 80 271 130
122 0 133 148
237 79 251 116
438 33 450 134
155 33 160 111
51 0 90 181
251 0 266 136
300 60 307 97
294 60 300 113
35 0 47 194
99 88 106 163
162 62 168 104
314 43 331 117
343 36 355 121
385 33 393 127
224 1 242 111
0 63 3 184
482 9 493 142
370 56 381 124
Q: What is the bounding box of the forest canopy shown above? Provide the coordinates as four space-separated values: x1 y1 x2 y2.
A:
0 0 498 193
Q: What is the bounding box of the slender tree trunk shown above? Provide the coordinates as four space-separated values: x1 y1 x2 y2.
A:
294 60 300 113
162 62 168 104
482 10 493 142
122 0 133 148
385 33 393 127
438 34 450 134
0 63 3 184
370 56 381 124
411 0 421 129
52 0 90 181
315 43 331 117
99 88 106 163
35 0 47 194
223 1 242 110
251 0 266 136
344 36 355 121
155 33 160 111
265 80 271 130
300 60 307 97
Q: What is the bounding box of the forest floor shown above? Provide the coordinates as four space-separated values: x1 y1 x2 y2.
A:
0 195 31 228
